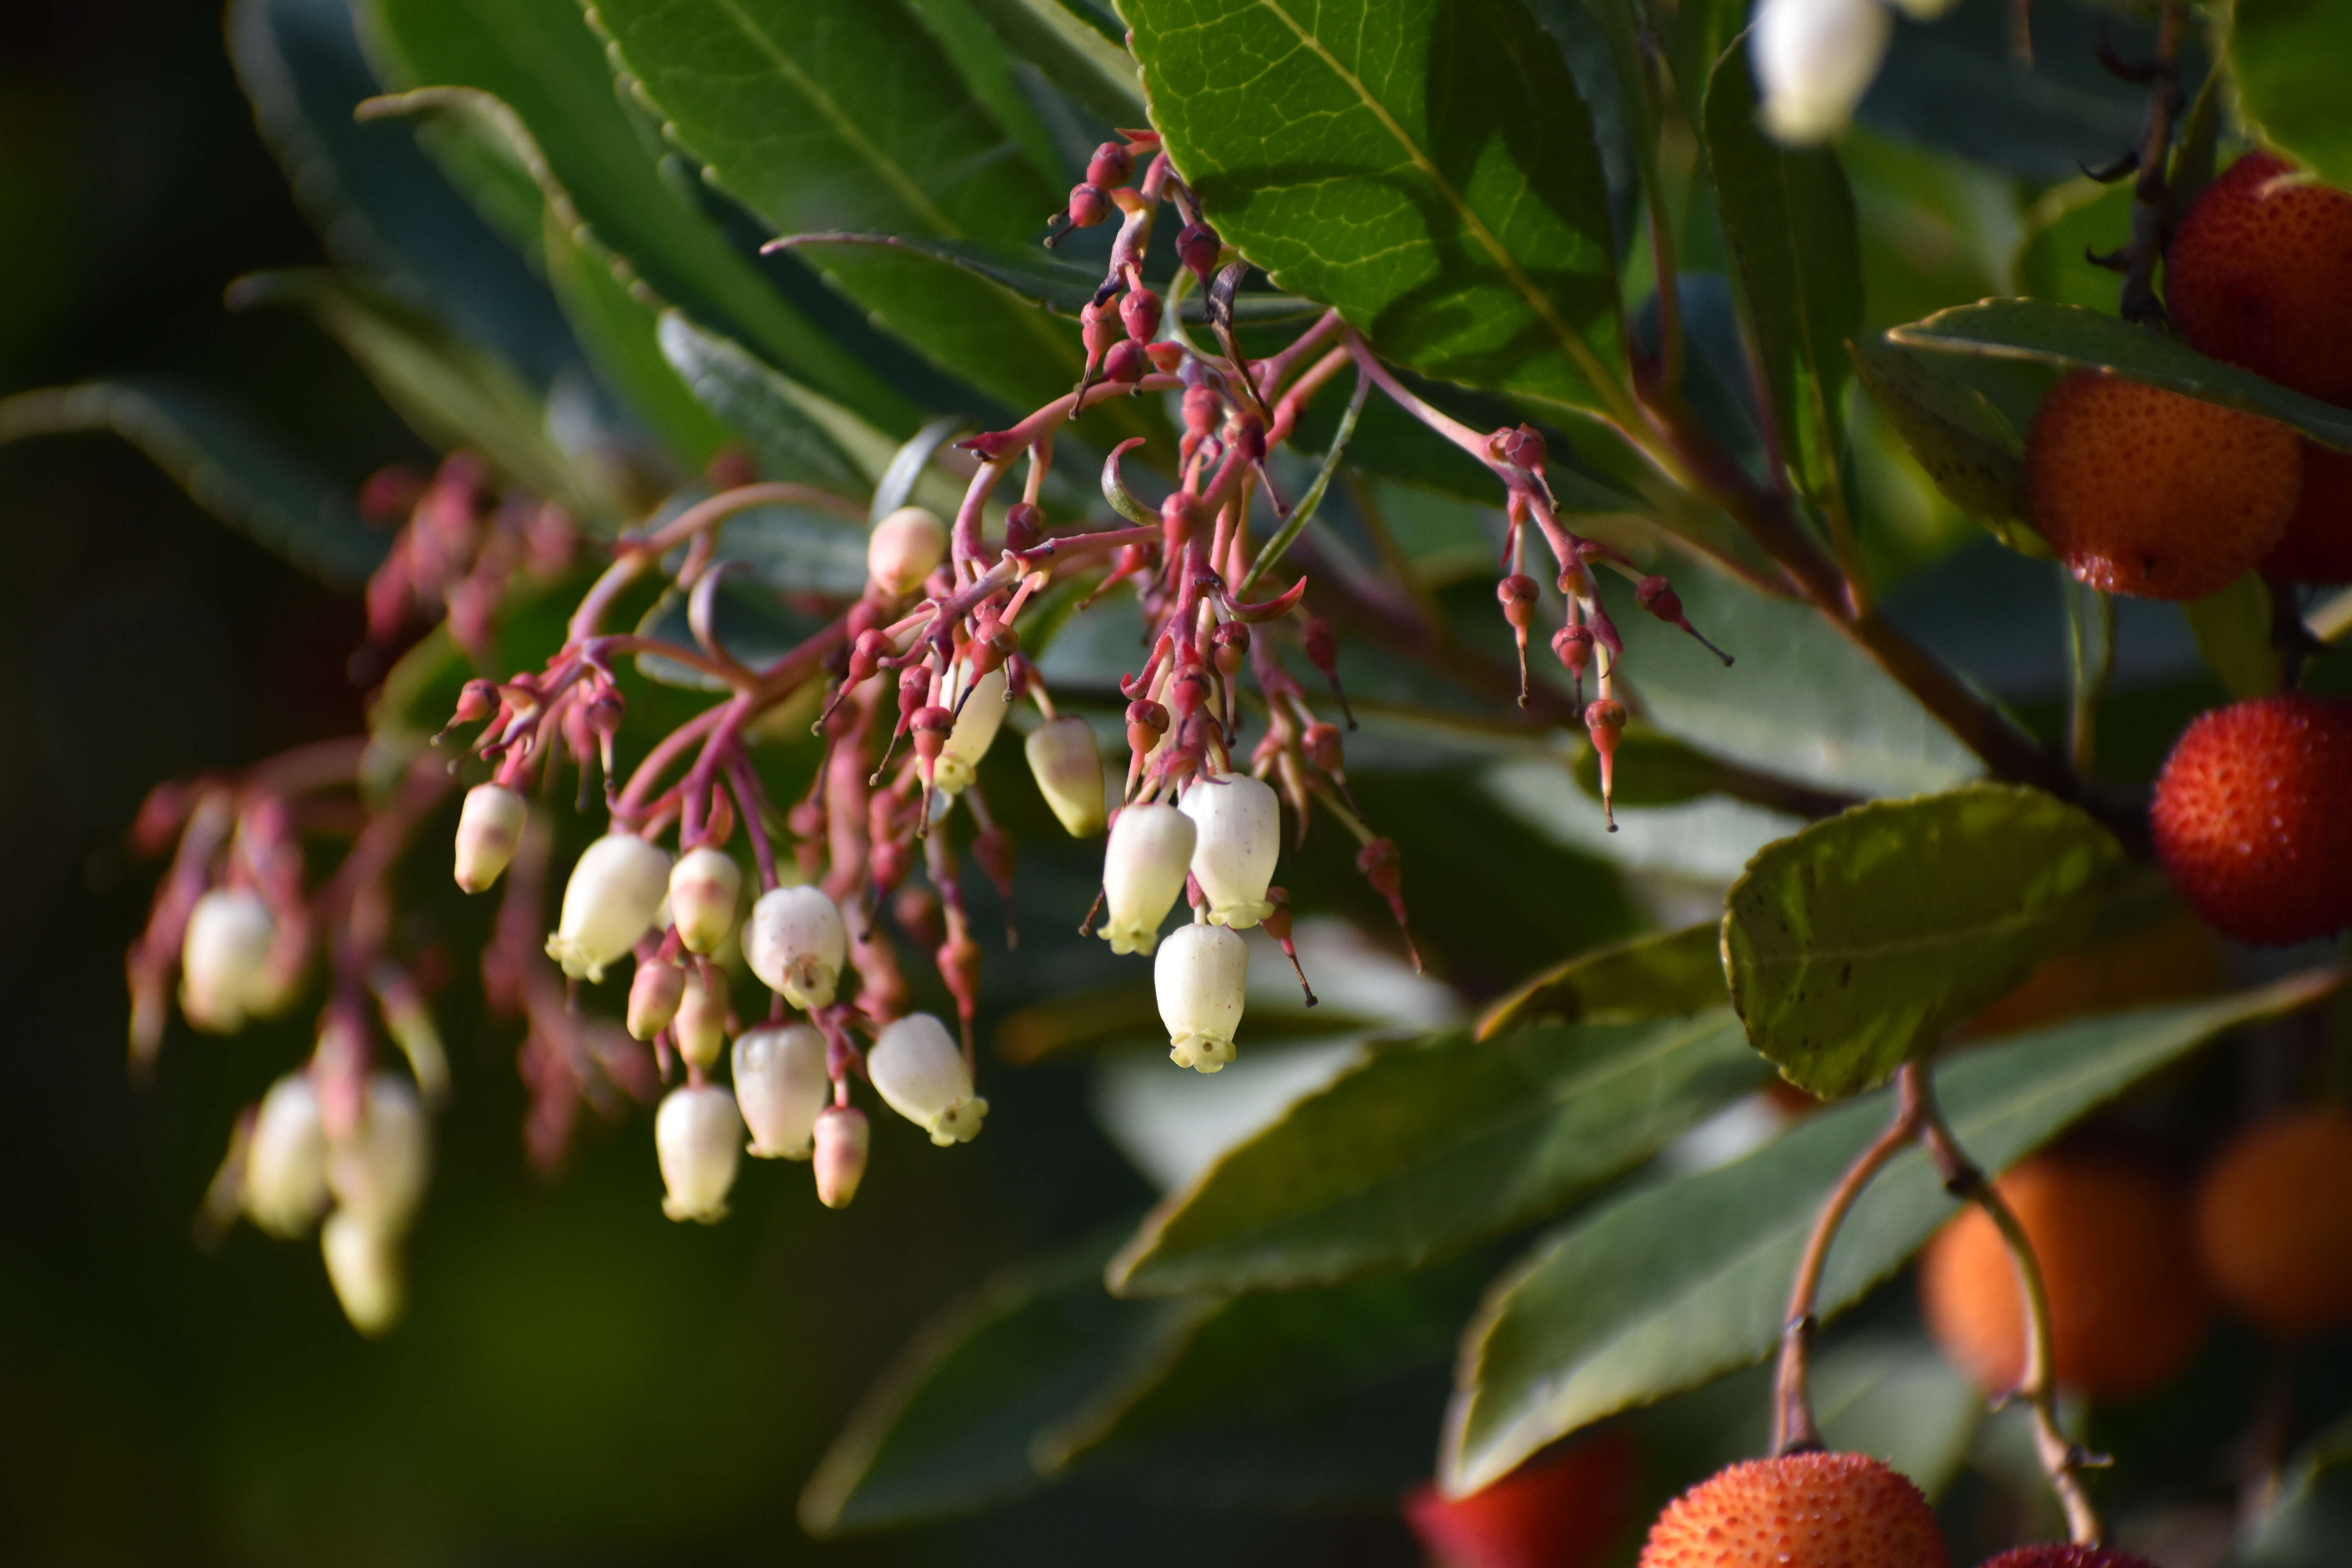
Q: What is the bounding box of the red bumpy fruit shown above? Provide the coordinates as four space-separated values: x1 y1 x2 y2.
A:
2167 152 2352 404
2024 370 2301 600
1635 1451 1946 1568
2194 1105 2352 1337
2150 694 2352 946
1402 1432 1639 1568
1977 1547 2158 1568
2268 440 2352 584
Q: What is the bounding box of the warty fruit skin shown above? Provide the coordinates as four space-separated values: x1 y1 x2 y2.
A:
2024 370 2301 601
1976 1547 2158 1568
2194 1105 2352 1337
2150 694 2352 946
2168 152 2352 404
2266 439 2352 585
1919 1152 2211 1401
1635 1450 1946 1568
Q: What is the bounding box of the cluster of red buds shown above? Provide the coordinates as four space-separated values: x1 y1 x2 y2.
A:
355 451 576 675
127 131 1737 1321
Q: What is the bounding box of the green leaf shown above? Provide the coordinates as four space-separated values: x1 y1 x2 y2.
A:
541 213 733 469
798 1229 1210 1535
1887 298 2352 452
361 0 917 434
1120 0 1627 417
654 313 889 500
2229 0 2352 191
1107 1009 1766 1296
1441 971 2342 1493
587 0 1138 431
1723 784 2131 1099
1475 922 1727 1041
905 0 1067 192
775 232 1319 325
227 267 620 522
2185 572 2283 699
1607 558 1984 799
2011 178 2134 317
1702 33 1862 500
0 377 386 588
228 0 582 388
966 0 1147 127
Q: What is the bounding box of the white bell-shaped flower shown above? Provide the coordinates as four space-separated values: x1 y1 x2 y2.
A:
327 1074 430 1235
745 885 849 1010
1025 715 1107 836
813 1104 869 1209
453 782 526 893
1155 921 1249 1073
668 846 742 955
1098 802 1196 956
180 887 277 1033
245 1072 331 1238
868 505 947 597
627 959 685 1041
674 965 729 1070
321 1209 406 1336
734 1024 829 1159
1178 772 1280 929
931 666 1009 797
546 833 670 982
655 1083 743 1222
1754 0 1893 145
868 1013 988 1145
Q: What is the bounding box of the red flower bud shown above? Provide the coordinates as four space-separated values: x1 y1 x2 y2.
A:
1303 721 1343 773
910 704 957 768
1635 574 1683 622
1103 339 1149 384
1356 837 1402 897
1121 287 1163 343
1146 341 1184 374
1584 697 1628 751
1067 182 1111 229
1183 385 1222 437
1210 619 1251 675
1127 697 1171 757
847 627 893 684
1497 572 1540 629
1303 617 1339 678
1177 221 1221 284
1087 140 1134 191
1080 297 1122 358
1552 623 1595 675
1003 502 1044 554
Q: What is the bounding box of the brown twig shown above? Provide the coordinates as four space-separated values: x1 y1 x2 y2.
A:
1772 1067 1927 1453
2117 0 2187 325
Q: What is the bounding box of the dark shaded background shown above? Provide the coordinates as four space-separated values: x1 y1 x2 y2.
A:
0 4 1431 1561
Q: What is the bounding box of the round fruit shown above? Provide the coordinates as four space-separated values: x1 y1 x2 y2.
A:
1978 1547 2158 1568
1403 1432 1639 1568
2194 1106 2352 1336
2150 694 2352 946
2168 152 2352 403
1635 1450 1946 1568
2267 439 2352 584
1918 1153 2210 1401
2024 370 2301 600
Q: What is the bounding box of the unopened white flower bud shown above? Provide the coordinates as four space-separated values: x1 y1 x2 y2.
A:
931 667 1009 797
546 833 671 982
327 1074 430 1235
1178 772 1280 929
655 1083 743 1222
746 885 849 1010
1155 921 1249 1073
667 846 742 955
734 1024 830 1158
453 782 526 893
867 1013 988 1145
180 887 276 1033
868 505 947 597
675 966 729 1070
321 1209 405 1336
813 1103 869 1208
627 959 686 1041
245 1073 330 1238
1025 715 1107 836
1754 0 1893 145
1099 802 1196 956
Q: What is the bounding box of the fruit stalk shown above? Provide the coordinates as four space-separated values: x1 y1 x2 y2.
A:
1771 1065 1926 1454
1915 1082 2107 1545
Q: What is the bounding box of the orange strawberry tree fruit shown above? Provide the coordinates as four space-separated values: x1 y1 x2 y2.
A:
8 0 2352 1559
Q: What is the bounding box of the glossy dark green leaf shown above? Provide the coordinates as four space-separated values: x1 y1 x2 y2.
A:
798 1229 1210 1535
1475 922 1726 1041
906 0 1067 191
1887 298 2352 452
1724 784 2131 1098
655 313 875 498
2184 573 2282 700
541 214 732 470
776 232 1318 325
1107 1009 1766 1296
2229 0 2352 191
227 267 617 521
1122 0 1627 417
361 0 916 434
1703 33 1862 499
1849 336 2036 550
1442 971 2343 1492
967 0 1147 127
0 378 385 588
229 0 582 388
